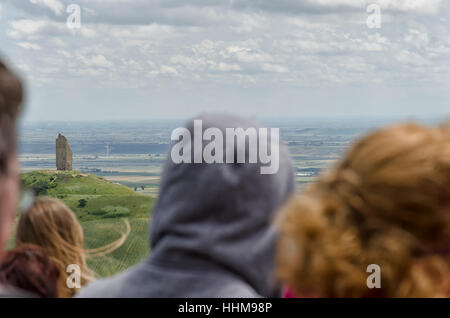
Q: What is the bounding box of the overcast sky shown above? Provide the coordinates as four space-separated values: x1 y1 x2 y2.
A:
0 0 449 121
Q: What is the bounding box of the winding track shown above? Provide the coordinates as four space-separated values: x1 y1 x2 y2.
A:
86 219 131 257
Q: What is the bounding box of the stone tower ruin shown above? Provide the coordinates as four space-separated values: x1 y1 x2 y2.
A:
56 133 73 171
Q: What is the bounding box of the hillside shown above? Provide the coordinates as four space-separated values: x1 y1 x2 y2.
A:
21 170 154 221
19 170 154 277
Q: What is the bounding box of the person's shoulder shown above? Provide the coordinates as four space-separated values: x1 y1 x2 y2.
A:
212 281 262 298
76 275 124 298
76 265 139 298
0 284 36 298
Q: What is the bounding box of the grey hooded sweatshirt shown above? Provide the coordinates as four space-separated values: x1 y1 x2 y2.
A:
77 113 295 298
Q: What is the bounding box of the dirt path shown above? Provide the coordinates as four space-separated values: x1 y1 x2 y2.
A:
86 219 131 257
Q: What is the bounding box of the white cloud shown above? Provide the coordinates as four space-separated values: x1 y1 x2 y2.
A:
404 29 429 49
17 41 41 50
170 55 197 67
211 62 242 72
2 0 450 120
29 0 64 16
57 49 72 58
160 65 178 76
261 63 288 73
396 50 430 66
8 19 48 38
231 48 271 64
306 0 443 13
78 54 113 68
377 0 443 14
7 18 98 40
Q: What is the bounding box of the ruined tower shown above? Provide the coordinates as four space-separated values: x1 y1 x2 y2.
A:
56 133 73 171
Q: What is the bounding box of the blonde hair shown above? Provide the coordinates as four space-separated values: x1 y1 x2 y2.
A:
16 197 93 297
277 123 450 297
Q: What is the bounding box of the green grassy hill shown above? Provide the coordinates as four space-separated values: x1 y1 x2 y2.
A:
19 170 154 277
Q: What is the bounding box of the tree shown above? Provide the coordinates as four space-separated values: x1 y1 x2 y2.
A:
78 199 87 208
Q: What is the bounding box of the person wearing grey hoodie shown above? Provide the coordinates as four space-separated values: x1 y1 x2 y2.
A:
77 113 295 298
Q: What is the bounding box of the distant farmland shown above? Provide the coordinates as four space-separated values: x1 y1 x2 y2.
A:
20 142 170 155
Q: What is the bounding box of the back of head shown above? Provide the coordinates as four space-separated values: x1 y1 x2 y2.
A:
0 244 60 298
0 59 23 174
0 58 24 259
150 113 295 297
16 197 92 297
277 123 450 297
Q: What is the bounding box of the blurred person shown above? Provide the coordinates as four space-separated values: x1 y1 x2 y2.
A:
277 123 450 297
78 113 295 297
0 58 25 297
0 244 60 298
16 197 94 297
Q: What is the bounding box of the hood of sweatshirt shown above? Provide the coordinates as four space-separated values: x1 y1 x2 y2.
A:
148 113 295 297
77 113 295 298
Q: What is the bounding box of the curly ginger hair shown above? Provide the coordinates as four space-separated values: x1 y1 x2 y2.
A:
277 122 450 297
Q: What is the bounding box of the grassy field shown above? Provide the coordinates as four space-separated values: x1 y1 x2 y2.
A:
83 218 150 277
19 170 154 278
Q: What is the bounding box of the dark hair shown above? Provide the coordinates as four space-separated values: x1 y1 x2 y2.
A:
0 59 23 174
0 244 60 298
